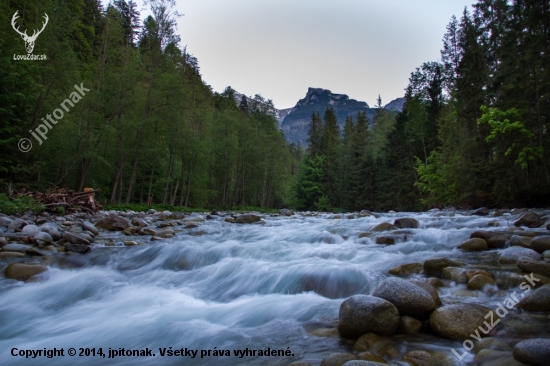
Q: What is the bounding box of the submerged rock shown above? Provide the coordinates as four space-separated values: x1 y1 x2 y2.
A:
373 277 435 318
428 303 493 340
473 207 489 216
337 295 400 338
5 263 47 281
65 243 91 254
513 338 550 366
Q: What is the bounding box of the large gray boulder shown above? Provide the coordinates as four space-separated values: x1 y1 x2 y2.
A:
373 277 436 318
429 303 493 340
95 214 129 231
513 338 550 366
515 285 550 311
510 235 533 248
337 295 400 338
531 236 550 253
279 208 294 216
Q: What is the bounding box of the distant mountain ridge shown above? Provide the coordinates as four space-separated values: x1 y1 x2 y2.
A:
279 88 404 145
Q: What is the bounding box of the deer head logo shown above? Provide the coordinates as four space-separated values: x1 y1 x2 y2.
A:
11 11 49 54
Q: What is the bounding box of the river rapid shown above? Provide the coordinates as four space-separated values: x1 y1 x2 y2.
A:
1 210 549 365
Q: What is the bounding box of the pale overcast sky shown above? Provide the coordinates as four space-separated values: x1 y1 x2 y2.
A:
139 0 473 109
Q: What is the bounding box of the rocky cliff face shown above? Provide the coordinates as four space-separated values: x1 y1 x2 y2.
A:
280 88 406 146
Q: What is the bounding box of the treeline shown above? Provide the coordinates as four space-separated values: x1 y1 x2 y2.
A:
294 0 550 211
0 0 292 209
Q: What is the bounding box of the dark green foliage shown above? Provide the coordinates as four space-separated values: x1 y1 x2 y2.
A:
0 0 293 210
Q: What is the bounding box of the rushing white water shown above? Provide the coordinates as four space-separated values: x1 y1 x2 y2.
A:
0 210 548 365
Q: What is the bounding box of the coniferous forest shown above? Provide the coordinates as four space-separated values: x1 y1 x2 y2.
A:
1 0 549 211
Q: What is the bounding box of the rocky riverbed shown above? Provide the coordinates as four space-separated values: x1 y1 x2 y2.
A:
1 208 549 365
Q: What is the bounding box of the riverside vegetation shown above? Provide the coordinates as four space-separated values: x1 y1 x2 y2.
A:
0 0 549 211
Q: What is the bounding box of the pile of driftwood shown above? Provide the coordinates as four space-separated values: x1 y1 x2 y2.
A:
18 188 102 214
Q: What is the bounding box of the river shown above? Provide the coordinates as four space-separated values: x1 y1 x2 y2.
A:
1 210 549 365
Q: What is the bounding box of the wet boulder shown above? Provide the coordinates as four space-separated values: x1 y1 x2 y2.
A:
393 217 419 229
235 214 262 224
370 222 395 232
515 285 550 311
423 257 461 277
372 277 436 318
388 262 422 276
513 338 550 366
473 207 490 216
65 243 91 254
516 256 550 278
499 246 540 264
457 238 488 251
531 236 550 253
428 303 493 340
409 279 442 306
470 230 507 248
5 263 48 281
337 295 400 338
514 211 544 228
96 214 129 231
510 235 533 248
442 267 468 283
